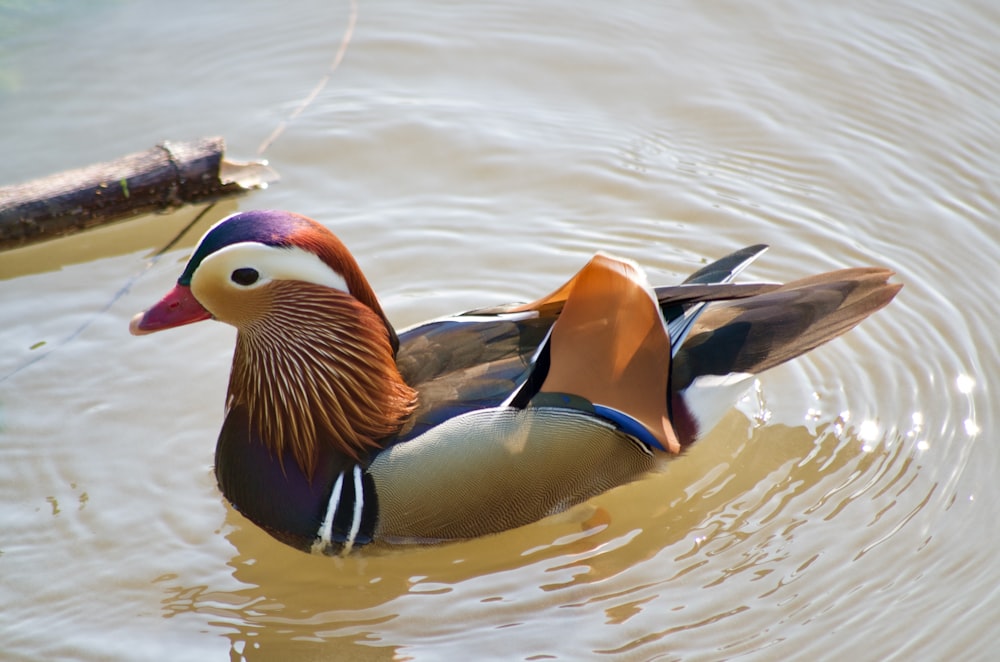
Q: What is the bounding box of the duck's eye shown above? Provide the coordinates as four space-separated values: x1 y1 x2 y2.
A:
231 268 260 286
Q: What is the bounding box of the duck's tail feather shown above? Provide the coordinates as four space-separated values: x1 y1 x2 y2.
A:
667 267 900 447
672 267 901 392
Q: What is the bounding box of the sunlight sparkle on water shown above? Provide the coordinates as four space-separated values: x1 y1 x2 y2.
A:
956 374 975 394
858 419 881 452
909 412 928 451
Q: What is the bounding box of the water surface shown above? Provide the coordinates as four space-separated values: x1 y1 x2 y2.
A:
1 1 996 659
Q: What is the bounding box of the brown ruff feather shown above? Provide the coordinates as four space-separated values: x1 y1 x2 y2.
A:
227 281 417 477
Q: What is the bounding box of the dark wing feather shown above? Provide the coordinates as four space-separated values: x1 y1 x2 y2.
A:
390 316 551 443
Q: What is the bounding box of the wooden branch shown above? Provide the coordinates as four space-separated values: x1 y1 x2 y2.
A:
0 137 278 250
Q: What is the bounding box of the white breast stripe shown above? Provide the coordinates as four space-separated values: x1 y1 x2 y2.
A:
312 471 345 555
341 465 365 556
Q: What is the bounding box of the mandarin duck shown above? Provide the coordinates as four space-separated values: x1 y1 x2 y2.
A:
130 210 900 555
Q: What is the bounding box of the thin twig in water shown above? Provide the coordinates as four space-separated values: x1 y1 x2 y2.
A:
257 0 359 155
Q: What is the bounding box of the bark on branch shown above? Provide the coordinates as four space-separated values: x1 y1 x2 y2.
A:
0 137 277 250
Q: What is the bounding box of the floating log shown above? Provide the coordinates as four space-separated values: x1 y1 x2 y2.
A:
0 137 278 250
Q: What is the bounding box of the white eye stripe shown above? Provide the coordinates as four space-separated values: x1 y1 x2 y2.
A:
193 242 349 292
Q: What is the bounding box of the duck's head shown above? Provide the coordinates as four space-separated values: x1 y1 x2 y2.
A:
130 209 397 347
130 210 417 475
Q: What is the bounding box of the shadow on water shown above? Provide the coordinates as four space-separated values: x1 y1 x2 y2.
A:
0 203 237 282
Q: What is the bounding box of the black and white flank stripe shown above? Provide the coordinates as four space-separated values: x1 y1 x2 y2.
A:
312 464 378 555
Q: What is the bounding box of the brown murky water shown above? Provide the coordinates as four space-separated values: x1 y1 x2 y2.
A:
1 1 996 659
